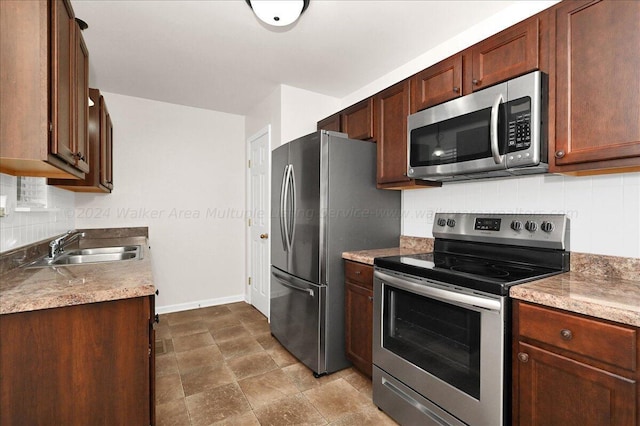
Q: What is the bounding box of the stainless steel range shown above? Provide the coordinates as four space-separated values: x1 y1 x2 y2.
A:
373 213 570 426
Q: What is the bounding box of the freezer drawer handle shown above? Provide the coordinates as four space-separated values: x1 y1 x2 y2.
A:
274 275 315 297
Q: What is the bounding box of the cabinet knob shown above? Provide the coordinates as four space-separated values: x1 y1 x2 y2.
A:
453 86 460 93
560 329 573 340
355 270 361 275
259 233 269 239
154 314 160 324
472 79 481 86
155 289 159 296
368 296 374 302
517 352 529 363
555 150 565 158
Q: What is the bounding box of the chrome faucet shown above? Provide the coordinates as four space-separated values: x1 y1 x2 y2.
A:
48 230 85 259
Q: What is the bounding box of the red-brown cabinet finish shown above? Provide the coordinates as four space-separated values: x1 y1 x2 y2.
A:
0 296 156 425
73 23 90 173
341 98 375 141
470 17 540 91
410 54 463 113
550 0 640 174
376 80 411 185
512 300 639 425
344 260 374 377
317 113 341 132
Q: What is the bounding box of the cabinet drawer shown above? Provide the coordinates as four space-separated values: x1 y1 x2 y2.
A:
344 260 373 289
518 302 637 372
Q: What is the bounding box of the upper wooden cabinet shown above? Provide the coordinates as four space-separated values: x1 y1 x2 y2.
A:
550 0 640 174
317 113 341 132
410 54 463 113
0 0 88 179
470 17 540 92
376 80 440 190
49 88 114 192
341 99 375 141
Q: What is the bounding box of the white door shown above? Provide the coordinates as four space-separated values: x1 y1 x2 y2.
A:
247 126 271 318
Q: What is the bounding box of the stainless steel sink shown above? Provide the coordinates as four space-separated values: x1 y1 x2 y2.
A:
26 245 143 268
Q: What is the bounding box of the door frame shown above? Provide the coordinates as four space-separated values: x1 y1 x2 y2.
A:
245 125 271 316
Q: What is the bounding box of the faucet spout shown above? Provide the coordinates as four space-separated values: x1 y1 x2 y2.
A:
48 230 85 259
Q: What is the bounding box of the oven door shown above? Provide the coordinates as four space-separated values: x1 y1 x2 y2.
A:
373 269 506 426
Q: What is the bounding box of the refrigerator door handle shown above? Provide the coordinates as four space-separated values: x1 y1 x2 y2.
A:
280 164 291 251
288 164 296 249
272 270 315 297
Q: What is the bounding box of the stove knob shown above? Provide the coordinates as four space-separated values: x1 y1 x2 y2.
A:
510 220 523 231
525 221 538 232
446 219 456 228
541 221 555 233
437 218 447 227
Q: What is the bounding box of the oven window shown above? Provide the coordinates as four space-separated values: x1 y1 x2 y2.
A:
382 285 481 399
410 107 506 167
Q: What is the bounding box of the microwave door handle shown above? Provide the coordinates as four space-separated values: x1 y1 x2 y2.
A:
490 94 504 164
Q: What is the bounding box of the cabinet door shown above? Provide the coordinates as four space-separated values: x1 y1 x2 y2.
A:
515 342 636 426
471 17 539 91
551 0 640 172
376 80 410 184
341 98 374 141
410 55 463 113
317 113 341 132
345 281 373 377
73 24 90 173
50 0 76 167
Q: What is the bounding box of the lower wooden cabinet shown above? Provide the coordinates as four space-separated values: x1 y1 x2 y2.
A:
513 300 638 425
0 296 155 425
344 260 374 377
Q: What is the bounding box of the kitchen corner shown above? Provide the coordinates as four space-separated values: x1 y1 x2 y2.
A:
0 227 157 425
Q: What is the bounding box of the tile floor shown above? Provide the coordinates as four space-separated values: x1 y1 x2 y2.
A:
155 302 398 425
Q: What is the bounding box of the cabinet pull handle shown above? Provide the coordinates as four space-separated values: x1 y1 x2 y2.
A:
555 150 565 158
472 79 481 86
518 352 529 363
453 86 460 93
560 329 573 340
355 270 361 275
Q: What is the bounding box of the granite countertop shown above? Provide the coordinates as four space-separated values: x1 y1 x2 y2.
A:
510 271 640 327
0 231 156 315
343 236 639 328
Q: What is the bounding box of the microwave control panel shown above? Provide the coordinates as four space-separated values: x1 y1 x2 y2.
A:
506 97 531 152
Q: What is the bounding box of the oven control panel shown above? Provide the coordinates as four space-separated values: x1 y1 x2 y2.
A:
433 213 570 250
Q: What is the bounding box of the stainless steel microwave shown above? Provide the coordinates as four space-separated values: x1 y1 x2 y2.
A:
407 71 548 182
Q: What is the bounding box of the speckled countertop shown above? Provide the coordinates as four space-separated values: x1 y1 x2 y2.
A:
0 230 156 315
343 236 640 327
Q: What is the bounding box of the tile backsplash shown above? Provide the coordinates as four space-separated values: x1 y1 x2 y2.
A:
0 173 75 252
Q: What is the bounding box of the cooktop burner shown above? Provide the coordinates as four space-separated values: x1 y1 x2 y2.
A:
374 213 571 296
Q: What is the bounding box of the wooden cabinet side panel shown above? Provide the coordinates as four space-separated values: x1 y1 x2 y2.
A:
552 0 640 170
471 17 539 90
0 298 151 425
376 80 411 184
0 0 49 161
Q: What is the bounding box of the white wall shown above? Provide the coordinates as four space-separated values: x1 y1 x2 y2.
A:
0 174 75 252
74 92 246 312
403 173 640 258
245 84 340 149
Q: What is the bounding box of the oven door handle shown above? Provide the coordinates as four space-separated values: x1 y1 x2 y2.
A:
375 270 502 312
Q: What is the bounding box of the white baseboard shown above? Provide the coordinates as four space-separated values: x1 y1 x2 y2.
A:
156 294 247 315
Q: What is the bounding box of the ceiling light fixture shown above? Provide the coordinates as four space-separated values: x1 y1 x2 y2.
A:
245 0 310 27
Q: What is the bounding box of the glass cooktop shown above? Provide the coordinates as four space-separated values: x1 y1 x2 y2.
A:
374 252 564 296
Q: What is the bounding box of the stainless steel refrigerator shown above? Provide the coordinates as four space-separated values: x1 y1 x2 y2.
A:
270 130 401 376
